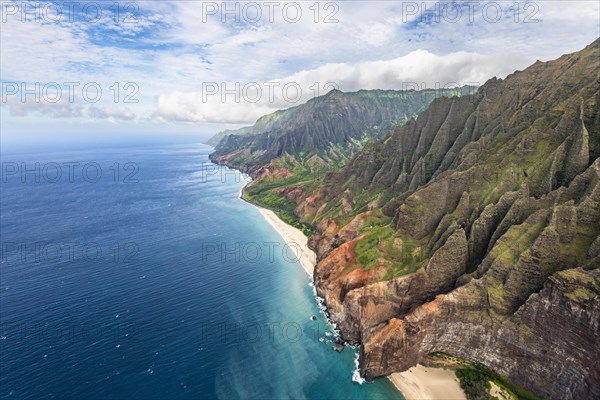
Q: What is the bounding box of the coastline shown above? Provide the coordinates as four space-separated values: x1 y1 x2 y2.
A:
255 205 316 275
234 172 465 400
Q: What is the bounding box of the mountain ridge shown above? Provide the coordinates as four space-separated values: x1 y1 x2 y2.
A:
209 86 476 173
209 38 600 399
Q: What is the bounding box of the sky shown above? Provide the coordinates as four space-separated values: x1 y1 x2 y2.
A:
1 0 599 146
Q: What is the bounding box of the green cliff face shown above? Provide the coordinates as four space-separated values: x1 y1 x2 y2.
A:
209 87 474 233
205 108 297 147
209 39 600 399
209 87 475 172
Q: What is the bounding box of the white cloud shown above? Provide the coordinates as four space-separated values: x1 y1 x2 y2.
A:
88 106 136 121
1 96 83 118
1 0 599 134
155 48 528 124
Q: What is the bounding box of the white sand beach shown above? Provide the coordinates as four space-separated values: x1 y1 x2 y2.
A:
256 206 316 275
389 365 466 400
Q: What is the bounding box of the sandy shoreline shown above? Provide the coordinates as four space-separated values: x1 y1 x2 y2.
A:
246 194 464 400
389 365 466 400
255 206 316 275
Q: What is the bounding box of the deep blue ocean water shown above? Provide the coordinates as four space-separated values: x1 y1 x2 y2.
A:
0 143 402 399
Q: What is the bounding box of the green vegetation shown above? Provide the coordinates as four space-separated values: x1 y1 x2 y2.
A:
429 353 539 400
354 226 393 268
490 218 547 266
241 156 346 236
456 368 493 400
460 363 539 400
358 209 392 232
559 269 600 302
243 181 315 237
352 218 428 280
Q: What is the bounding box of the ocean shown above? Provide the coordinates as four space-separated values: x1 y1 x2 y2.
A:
0 143 401 399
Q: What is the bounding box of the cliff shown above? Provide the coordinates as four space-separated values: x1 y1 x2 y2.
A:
210 39 600 399
299 39 600 399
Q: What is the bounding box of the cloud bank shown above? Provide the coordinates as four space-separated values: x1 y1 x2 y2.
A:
1 0 599 132
155 49 528 123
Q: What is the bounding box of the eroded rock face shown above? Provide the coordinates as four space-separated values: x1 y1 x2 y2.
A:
361 268 600 399
315 228 470 343
307 40 600 400
308 212 374 261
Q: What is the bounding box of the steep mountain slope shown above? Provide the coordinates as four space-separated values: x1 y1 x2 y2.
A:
205 108 298 147
205 127 254 147
209 87 474 173
278 40 599 399
209 87 475 236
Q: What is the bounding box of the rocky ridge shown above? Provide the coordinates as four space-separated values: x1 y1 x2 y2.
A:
211 39 600 399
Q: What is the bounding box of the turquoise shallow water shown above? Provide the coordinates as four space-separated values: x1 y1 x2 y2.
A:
0 143 402 399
